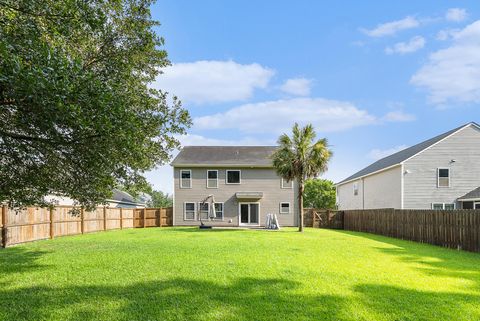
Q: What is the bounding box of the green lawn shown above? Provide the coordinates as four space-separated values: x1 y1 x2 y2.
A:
1 228 480 321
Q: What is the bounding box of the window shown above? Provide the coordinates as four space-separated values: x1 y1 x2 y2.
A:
280 202 290 214
353 182 359 196
184 202 195 220
437 168 450 187
281 178 293 189
180 169 192 188
432 203 455 210
206 170 218 188
214 203 224 220
198 202 210 220
226 170 241 184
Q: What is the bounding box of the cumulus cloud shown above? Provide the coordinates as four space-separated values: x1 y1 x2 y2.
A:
411 20 480 104
436 28 460 41
382 111 416 122
368 145 408 160
194 98 382 135
361 16 420 37
446 8 467 22
152 60 274 104
385 36 425 55
280 77 313 96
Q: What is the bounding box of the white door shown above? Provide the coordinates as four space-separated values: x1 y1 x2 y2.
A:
239 203 260 226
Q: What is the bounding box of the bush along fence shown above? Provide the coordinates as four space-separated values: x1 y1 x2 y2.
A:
341 208 480 252
0 205 173 247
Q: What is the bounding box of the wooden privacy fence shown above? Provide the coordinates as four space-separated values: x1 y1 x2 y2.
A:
343 208 480 252
304 208 344 229
0 205 173 247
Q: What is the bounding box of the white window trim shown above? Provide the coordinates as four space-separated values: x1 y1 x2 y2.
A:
226 169 241 185
281 178 293 189
206 170 219 189
474 202 480 209
431 203 456 210
197 202 210 221
353 182 359 196
213 202 224 221
180 169 192 189
437 167 450 188
238 202 261 226
279 202 291 214
184 202 196 221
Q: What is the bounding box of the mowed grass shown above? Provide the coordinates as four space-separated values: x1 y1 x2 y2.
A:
1 228 480 321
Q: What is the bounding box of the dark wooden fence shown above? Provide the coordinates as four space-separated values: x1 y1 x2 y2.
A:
1 205 173 247
342 208 480 252
304 209 344 229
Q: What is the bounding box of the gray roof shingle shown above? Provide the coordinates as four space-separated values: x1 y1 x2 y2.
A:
337 122 479 185
458 187 480 200
171 146 278 167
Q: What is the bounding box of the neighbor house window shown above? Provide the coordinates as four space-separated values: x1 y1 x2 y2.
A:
180 169 192 188
198 202 210 220
214 203 224 220
281 178 293 189
207 170 218 188
226 170 241 184
184 202 195 220
437 168 450 187
280 202 290 214
432 203 455 210
353 182 359 196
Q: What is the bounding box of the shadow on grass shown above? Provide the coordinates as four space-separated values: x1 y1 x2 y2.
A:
0 277 347 321
0 247 49 276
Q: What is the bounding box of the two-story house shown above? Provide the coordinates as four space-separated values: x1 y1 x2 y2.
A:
336 122 480 210
171 146 298 227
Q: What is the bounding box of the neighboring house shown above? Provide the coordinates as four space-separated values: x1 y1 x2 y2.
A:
336 122 480 210
47 189 147 208
171 146 298 227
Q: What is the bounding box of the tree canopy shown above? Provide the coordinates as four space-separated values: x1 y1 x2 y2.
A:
303 178 336 209
272 123 332 231
0 0 190 208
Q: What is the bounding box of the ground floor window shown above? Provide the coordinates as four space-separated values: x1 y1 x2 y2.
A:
432 203 455 210
214 203 224 220
198 202 210 220
280 202 290 214
184 202 196 220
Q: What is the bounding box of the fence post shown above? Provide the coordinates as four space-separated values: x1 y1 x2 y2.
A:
120 208 123 230
103 206 107 231
80 208 84 234
49 207 54 240
142 209 146 228
1 205 7 248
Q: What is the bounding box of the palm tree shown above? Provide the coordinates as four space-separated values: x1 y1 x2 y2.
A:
272 123 332 232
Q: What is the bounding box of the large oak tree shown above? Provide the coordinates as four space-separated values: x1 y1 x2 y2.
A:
0 0 191 208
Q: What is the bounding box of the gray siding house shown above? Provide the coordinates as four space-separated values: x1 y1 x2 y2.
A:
337 122 480 210
171 146 298 227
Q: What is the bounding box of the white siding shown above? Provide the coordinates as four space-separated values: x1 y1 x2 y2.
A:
403 125 480 209
337 165 402 210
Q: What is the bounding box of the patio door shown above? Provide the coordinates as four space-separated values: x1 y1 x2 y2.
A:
239 203 260 226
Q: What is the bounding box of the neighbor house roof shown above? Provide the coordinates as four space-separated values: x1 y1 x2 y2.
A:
171 146 278 167
337 122 480 185
458 187 480 201
108 189 146 205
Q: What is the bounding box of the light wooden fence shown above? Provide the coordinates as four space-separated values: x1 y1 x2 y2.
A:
304 208 344 229
343 208 480 252
0 205 172 247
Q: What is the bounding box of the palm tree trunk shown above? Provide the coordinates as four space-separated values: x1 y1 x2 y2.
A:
298 180 304 232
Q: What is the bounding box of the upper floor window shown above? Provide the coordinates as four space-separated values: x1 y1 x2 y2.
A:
180 169 192 189
226 170 241 184
353 182 359 196
207 170 218 188
437 168 450 187
281 178 293 189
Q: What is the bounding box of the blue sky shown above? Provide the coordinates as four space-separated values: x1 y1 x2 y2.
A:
146 1 480 194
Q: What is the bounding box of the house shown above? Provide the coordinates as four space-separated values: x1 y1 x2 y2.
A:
171 146 298 226
47 189 148 208
336 122 480 210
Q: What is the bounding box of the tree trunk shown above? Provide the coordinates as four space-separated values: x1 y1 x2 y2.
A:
298 180 304 232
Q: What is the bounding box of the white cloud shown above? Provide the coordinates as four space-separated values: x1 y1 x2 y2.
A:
411 20 480 104
193 98 390 135
361 16 420 37
368 145 408 160
436 28 460 41
385 36 425 55
382 111 416 122
280 78 313 96
153 60 274 104
446 8 467 22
